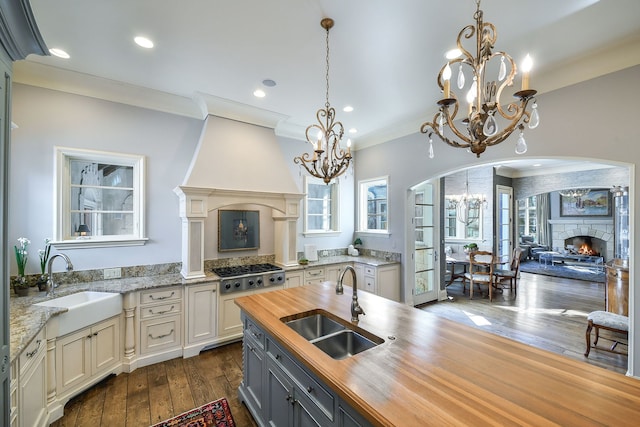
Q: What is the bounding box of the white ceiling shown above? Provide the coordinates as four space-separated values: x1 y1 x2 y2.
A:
14 0 640 154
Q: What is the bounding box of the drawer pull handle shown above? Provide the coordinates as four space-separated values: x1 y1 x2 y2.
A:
149 329 174 340
149 306 174 315
309 271 321 276
149 291 175 300
26 339 41 358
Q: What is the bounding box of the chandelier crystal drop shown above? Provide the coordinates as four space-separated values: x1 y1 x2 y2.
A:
294 17 352 184
420 0 539 158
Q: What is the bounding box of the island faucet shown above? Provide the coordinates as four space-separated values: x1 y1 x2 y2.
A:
46 253 74 296
337 265 365 322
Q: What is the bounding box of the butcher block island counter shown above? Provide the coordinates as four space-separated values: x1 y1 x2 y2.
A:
236 282 640 427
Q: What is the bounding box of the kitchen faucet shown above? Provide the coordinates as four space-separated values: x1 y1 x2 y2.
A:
46 253 74 296
337 265 365 322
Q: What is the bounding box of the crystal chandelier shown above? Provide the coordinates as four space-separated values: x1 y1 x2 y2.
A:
294 18 352 184
448 170 487 224
420 0 540 158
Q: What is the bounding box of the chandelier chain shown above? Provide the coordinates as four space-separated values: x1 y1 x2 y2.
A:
325 24 330 108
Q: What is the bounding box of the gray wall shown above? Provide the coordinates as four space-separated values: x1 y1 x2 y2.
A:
10 84 202 271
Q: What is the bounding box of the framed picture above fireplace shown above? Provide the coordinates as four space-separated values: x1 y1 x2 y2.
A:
218 209 260 251
559 189 611 217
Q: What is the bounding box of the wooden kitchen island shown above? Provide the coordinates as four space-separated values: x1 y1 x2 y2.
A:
235 282 640 426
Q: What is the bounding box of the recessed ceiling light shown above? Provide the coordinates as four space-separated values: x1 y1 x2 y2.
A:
134 36 154 49
445 48 462 59
349 128 358 134
262 79 276 87
49 48 70 59
343 105 354 112
253 89 266 98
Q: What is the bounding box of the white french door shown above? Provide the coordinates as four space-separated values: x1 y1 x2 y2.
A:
496 185 513 265
411 180 440 305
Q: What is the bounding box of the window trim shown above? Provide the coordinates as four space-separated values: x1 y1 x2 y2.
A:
358 176 390 234
53 146 147 249
303 176 340 235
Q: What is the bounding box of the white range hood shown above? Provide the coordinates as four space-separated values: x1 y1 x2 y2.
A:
175 115 303 278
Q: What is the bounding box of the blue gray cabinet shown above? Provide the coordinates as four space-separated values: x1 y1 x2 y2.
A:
239 312 372 427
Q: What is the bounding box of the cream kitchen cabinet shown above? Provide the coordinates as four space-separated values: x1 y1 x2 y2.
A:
326 263 354 286
357 263 400 301
304 267 326 286
17 327 47 427
138 286 183 364
185 281 218 357
285 270 303 288
55 315 121 398
10 359 17 427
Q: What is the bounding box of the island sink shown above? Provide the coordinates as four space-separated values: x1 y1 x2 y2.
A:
282 309 383 359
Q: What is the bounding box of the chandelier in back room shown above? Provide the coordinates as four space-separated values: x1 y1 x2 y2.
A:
294 17 352 184
420 0 540 158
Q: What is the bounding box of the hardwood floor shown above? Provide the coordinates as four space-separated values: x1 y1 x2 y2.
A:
49 342 257 427
51 271 627 426
420 271 628 374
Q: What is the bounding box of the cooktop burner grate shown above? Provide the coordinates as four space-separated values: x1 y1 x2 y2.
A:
212 263 283 278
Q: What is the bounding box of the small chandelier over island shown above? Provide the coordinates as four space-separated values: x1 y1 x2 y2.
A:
421 0 540 158
294 18 352 184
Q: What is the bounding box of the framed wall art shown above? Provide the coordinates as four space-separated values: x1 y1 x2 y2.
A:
218 209 260 251
559 189 611 217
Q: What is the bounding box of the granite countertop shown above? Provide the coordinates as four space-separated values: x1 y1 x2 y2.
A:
10 256 397 363
9 272 218 362
285 255 399 271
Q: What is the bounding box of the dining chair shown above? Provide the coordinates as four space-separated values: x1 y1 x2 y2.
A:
463 251 495 301
494 247 524 295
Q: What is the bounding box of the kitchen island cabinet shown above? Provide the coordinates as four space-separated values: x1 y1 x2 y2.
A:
236 282 640 426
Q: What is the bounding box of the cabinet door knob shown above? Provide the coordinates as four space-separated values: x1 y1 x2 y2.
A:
307 386 314 393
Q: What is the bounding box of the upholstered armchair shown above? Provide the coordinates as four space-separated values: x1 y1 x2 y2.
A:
519 235 549 260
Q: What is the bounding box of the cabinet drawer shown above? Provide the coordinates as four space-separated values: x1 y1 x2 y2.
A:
267 339 335 421
140 287 182 305
245 317 265 349
140 301 181 319
19 327 45 376
364 266 375 276
304 268 325 279
140 315 182 355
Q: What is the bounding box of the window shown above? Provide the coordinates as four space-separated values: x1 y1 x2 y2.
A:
54 147 147 248
359 177 388 233
517 196 537 237
304 176 339 234
444 196 482 239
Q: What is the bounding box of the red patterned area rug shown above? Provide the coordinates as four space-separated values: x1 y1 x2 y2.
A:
150 397 235 427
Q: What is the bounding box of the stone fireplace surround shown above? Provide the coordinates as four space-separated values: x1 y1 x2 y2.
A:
549 219 614 262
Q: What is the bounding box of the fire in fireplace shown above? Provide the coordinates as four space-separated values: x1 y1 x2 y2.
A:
564 236 604 258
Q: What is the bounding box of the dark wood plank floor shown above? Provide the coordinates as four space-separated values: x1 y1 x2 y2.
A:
51 271 627 426
50 342 258 427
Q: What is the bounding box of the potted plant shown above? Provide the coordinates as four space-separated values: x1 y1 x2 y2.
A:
13 237 30 296
37 238 52 291
463 243 478 254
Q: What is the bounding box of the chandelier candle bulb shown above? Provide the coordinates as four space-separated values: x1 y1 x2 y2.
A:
443 62 452 98
521 54 533 90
